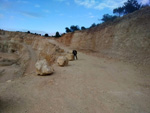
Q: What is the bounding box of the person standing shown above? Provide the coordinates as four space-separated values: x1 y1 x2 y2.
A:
73 50 78 60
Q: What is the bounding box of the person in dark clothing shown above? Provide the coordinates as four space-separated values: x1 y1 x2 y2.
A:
73 50 78 60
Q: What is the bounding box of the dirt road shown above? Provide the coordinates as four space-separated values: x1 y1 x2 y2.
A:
24 45 37 75
0 39 150 113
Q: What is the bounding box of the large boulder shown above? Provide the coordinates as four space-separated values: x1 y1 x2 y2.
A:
57 56 68 66
66 53 74 61
35 59 54 75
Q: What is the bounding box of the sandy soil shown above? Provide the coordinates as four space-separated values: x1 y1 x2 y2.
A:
0 39 150 113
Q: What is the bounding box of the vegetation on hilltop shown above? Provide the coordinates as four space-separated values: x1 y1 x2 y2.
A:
63 0 148 34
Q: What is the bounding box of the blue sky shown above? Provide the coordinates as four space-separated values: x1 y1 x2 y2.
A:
0 0 149 35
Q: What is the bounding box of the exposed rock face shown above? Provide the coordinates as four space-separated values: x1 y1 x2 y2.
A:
0 41 9 52
66 53 74 61
10 37 23 43
35 59 54 75
32 38 64 64
67 50 73 54
57 33 74 46
0 59 17 66
0 41 23 53
57 7 150 65
57 56 68 66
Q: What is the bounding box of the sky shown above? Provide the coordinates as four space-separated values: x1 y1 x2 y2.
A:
0 0 149 35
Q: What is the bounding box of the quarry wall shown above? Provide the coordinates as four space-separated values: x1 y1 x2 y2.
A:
57 7 150 64
0 7 150 65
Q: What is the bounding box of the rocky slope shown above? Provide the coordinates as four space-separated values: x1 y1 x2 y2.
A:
0 30 65 80
57 7 150 65
0 30 64 65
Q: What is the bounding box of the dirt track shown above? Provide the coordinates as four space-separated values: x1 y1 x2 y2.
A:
24 45 37 75
0 39 150 113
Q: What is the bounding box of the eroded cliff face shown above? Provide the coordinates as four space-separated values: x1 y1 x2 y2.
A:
57 7 150 64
